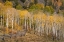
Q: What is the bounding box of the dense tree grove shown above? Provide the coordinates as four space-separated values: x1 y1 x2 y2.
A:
0 0 64 42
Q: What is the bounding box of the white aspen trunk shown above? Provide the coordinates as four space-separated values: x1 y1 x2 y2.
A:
37 19 39 33
57 23 61 40
40 20 43 36
52 26 56 36
6 13 8 34
12 19 13 34
54 23 56 37
29 18 32 34
46 27 49 35
55 23 58 38
42 21 44 34
44 21 46 35
35 19 38 35
27 17 28 31
32 16 35 34
29 19 31 30
42 23 44 34
18 18 19 25
17 18 19 25
38 25 40 36
40 20 42 36
25 16 27 29
1 15 2 26
6 14 8 29
38 19 41 36
2 11 4 27
56 29 57 38
46 21 49 35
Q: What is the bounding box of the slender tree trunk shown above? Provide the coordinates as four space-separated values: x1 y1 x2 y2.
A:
12 19 13 34
1 15 2 26
25 16 27 30
6 13 8 34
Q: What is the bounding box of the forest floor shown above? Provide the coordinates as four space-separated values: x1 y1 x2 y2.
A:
0 33 64 42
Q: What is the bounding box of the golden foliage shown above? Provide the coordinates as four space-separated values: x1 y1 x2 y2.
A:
48 16 54 22
18 10 30 18
41 14 47 20
0 3 4 8
4 1 13 8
